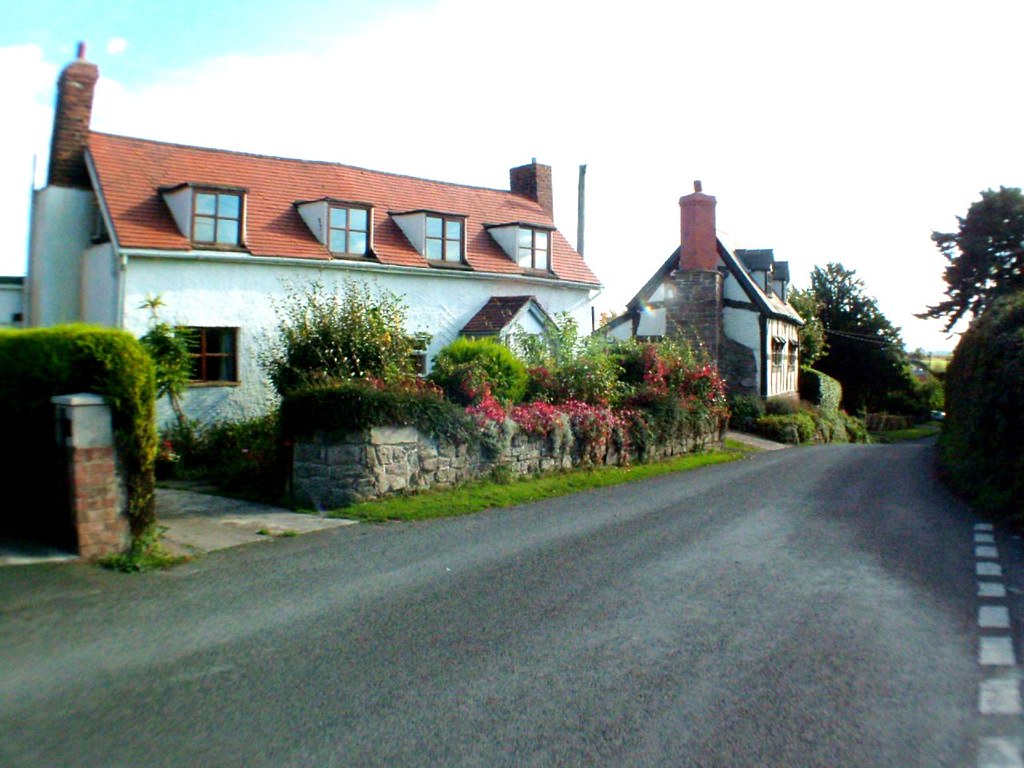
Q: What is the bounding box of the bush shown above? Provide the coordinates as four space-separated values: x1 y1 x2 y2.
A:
765 395 800 416
753 412 817 444
0 326 157 543
525 353 622 407
799 368 842 416
427 337 528 405
281 378 477 446
261 279 419 396
726 394 765 431
940 291 1024 522
165 414 291 501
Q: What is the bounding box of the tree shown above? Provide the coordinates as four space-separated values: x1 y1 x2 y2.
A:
807 263 915 413
918 186 1024 332
137 294 192 428
786 286 827 366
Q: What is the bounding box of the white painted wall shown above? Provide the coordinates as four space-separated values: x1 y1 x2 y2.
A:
766 316 800 398
27 187 96 326
0 283 24 328
81 243 119 326
121 252 595 426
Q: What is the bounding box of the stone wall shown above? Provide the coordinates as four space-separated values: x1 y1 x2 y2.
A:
293 418 723 510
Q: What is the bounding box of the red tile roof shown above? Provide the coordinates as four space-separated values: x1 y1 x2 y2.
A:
87 133 599 286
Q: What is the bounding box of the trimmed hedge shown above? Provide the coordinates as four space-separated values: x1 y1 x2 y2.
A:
940 292 1024 522
0 326 157 540
427 337 529 405
799 367 842 416
281 380 478 445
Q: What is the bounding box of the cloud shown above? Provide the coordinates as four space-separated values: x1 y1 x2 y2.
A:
0 45 57 276
106 38 128 55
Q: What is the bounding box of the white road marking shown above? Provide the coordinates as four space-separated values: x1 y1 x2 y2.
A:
979 563 1005 577
977 523 996 531
976 533 997 544
978 736 1024 768
982 637 1018 666
980 606 1012 629
978 546 1001 559
980 582 1009 598
980 678 1023 714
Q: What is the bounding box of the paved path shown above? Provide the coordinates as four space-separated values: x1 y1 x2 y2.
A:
155 486 354 556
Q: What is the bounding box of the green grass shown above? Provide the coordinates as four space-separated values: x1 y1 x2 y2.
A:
869 420 943 443
330 441 757 523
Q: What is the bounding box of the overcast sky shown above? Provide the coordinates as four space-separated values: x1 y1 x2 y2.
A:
3 0 1022 352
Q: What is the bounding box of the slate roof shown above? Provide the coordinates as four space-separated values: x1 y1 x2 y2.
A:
461 295 552 335
86 133 599 286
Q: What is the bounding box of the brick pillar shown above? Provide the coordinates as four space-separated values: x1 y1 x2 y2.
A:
665 269 723 364
53 393 129 560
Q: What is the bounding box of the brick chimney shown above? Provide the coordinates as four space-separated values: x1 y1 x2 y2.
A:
679 180 718 271
666 180 723 365
48 42 99 189
510 160 554 217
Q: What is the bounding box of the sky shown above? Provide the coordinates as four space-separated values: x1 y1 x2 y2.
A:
3 0 1022 353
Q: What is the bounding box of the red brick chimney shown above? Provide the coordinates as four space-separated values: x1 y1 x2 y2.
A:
510 160 554 217
679 180 718 271
48 42 99 189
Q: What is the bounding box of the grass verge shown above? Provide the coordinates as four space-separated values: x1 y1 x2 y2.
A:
331 441 756 523
869 420 943 444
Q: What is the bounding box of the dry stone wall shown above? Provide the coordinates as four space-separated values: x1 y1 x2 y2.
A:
293 418 722 510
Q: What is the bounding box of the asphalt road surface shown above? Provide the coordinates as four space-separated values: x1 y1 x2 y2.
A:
2 441 1017 767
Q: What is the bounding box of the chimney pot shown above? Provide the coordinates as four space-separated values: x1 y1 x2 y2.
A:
694 180 702 193
76 41 87 59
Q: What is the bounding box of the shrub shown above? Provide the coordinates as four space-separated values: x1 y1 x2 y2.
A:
167 414 291 500
726 394 765 431
799 368 842 416
0 326 157 542
765 396 800 416
427 337 528 405
261 279 419 396
753 412 816 444
940 291 1024 522
841 412 870 443
281 378 477 446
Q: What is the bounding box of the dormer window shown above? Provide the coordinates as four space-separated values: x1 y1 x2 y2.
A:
329 205 370 256
160 183 247 248
392 211 466 264
518 228 549 270
193 190 242 245
485 222 554 273
425 215 463 262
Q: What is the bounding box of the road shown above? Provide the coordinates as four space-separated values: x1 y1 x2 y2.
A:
1 441 1018 767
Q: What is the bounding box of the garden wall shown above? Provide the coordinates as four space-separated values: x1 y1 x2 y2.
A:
293 418 722 510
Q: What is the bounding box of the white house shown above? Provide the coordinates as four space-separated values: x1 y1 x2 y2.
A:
603 182 803 400
26 46 601 425
0 277 24 328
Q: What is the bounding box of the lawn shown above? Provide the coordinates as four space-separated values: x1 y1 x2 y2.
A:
329 440 759 522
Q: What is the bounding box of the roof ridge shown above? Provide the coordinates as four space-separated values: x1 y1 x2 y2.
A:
87 131 518 196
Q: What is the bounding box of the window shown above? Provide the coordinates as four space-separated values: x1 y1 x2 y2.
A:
788 340 799 369
771 337 785 369
193 190 242 246
187 327 238 383
425 215 463 262
328 205 370 256
517 228 550 270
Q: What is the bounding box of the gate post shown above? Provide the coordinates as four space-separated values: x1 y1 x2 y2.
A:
52 393 130 560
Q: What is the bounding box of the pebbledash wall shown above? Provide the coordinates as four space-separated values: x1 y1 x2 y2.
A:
292 417 725 510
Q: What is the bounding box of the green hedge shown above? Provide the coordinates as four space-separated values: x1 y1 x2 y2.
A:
281 380 478 445
940 292 1024 522
753 412 817 444
799 367 842 416
0 325 157 541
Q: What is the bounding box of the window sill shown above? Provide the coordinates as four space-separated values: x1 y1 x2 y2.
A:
427 260 472 271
